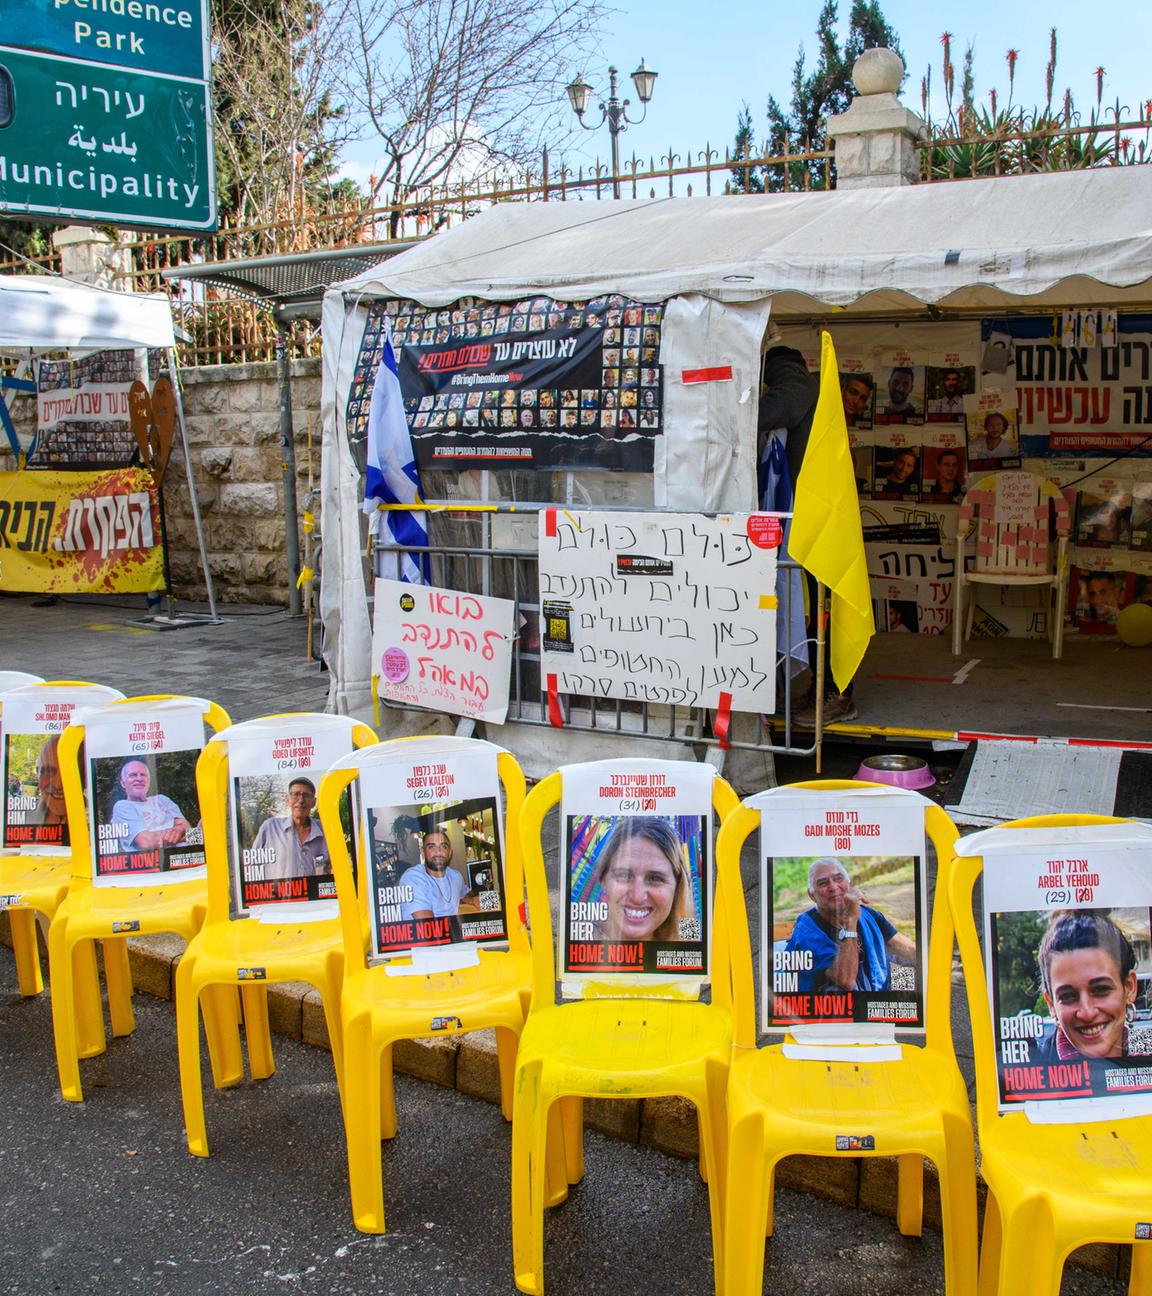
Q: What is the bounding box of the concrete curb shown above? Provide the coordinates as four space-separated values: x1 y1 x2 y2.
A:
0 918 1127 1280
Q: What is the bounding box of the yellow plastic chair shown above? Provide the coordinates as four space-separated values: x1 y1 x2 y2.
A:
510 760 739 1296
175 712 377 1157
0 680 124 1054
0 671 44 695
48 695 243 1103
719 781 978 1296
318 735 533 1234
949 814 1152 1296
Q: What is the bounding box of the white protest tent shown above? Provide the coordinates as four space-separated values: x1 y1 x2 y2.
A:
0 275 176 352
321 165 1152 715
0 273 216 618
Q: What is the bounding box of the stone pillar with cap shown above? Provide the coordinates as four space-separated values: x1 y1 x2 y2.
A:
51 226 132 289
825 48 927 188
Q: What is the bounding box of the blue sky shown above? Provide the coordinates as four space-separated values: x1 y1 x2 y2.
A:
338 0 1151 186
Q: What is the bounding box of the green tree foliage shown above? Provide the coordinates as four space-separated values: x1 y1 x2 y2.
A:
728 104 764 193
211 0 358 232
753 0 903 192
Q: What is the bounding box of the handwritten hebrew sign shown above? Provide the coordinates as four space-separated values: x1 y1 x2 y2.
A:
372 578 516 724
538 509 780 713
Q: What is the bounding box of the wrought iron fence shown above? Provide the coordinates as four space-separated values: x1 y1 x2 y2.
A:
9 112 1152 367
121 139 833 368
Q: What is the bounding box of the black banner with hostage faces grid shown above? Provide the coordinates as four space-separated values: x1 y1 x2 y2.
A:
345 296 664 472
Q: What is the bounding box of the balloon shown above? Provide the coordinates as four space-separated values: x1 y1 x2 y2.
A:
1117 602 1152 648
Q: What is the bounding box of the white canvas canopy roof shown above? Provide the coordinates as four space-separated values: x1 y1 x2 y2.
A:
330 167 1152 314
321 166 1152 715
0 274 176 352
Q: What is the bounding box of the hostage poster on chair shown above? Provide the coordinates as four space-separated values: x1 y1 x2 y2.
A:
981 839 1152 1112
1 685 121 850
359 742 509 958
85 701 209 881
345 296 664 472
227 724 357 916
758 789 927 1035
560 760 714 990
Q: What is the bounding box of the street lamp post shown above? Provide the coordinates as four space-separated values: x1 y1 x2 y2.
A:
566 60 658 199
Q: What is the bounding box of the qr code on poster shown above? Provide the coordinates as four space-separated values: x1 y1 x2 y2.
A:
479 890 501 912
678 918 701 940
889 964 915 991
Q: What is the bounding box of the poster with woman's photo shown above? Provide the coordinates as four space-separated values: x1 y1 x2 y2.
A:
84 702 209 881
757 789 927 1034
227 724 357 915
560 760 714 986
981 839 1152 1111
358 743 508 957
1 685 120 850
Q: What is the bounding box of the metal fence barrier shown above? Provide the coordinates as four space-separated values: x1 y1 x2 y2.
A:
371 502 827 761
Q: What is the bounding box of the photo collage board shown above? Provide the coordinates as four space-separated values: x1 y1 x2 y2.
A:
346 295 665 472
787 315 1152 637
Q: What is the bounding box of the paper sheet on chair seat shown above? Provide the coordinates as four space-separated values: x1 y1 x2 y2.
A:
947 740 1123 825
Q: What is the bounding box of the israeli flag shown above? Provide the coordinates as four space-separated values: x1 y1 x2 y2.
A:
363 318 427 583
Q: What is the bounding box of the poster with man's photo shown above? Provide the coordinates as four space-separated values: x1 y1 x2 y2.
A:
1069 567 1137 634
359 743 509 957
1 685 120 850
965 394 1021 472
757 789 927 1034
924 364 974 423
346 296 664 473
980 837 1152 1112
227 725 357 915
84 702 209 881
560 760 714 987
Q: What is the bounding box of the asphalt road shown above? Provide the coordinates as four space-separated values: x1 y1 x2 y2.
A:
1 947 1127 1296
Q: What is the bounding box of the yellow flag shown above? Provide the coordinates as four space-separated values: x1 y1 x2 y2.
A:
788 331 875 692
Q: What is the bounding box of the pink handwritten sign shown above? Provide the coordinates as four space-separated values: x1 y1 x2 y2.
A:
371 579 516 723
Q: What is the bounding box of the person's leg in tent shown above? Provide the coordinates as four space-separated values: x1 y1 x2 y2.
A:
794 571 857 726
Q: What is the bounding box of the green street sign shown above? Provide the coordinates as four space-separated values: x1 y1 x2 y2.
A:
0 45 216 230
6 0 209 82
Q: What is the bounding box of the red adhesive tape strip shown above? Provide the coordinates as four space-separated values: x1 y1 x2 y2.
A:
682 366 734 384
547 673 564 728
715 690 733 749
544 508 557 537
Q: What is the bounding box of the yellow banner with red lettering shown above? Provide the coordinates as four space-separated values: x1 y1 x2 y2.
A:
0 468 164 594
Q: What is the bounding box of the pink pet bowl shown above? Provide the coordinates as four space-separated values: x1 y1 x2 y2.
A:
854 754 936 790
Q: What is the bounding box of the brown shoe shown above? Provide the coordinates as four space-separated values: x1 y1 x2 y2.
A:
793 693 858 727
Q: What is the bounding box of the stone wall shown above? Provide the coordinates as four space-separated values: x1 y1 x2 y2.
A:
165 357 322 604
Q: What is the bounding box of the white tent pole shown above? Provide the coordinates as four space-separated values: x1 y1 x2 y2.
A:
167 347 220 624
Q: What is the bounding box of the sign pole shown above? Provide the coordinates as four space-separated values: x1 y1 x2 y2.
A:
168 347 219 623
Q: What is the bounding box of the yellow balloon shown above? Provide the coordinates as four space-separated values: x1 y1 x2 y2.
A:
1117 602 1152 648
